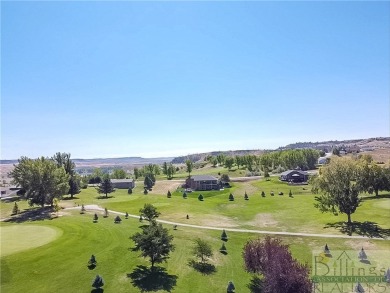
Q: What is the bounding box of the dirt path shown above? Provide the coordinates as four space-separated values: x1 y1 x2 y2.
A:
66 205 388 241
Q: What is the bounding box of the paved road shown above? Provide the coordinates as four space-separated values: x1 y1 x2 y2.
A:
66 205 388 241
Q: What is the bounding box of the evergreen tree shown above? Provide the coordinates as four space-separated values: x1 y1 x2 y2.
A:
198 194 204 201
261 191 266 197
104 207 109 218
244 192 249 200
93 213 98 222
96 176 115 198
167 190 172 198
114 215 122 223
92 275 104 289
80 204 86 214
125 212 129 219
183 192 187 199
229 193 234 201
227 281 235 293
12 202 20 215
89 255 97 266
289 190 293 197
128 188 132 194
143 188 148 195
221 229 228 241
220 242 227 253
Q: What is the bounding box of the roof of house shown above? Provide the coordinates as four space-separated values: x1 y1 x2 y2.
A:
190 175 218 181
280 170 308 176
111 179 134 183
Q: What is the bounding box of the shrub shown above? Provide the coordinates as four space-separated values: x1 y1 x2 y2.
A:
12 202 20 215
221 229 228 241
198 194 204 201
114 215 122 223
261 191 266 197
229 193 234 201
167 190 172 198
289 190 293 197
81 183 88 189
128 188 133 194
278 191 284 195
220 242 227 253
88 254 97 266
92 275 104 289
183 192 187 199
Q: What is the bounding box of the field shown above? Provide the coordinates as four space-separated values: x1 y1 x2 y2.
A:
1 177 389 292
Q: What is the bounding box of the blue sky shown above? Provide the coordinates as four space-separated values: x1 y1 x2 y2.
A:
1 1 389 159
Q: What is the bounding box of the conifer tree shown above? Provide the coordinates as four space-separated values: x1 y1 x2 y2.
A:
221 229 228 241
92 275 104 289
12 202 20 215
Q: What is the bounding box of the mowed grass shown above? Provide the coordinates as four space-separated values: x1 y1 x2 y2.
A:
60 177 390 235
0 225 62 257
1 210 389 293
1 177 389 292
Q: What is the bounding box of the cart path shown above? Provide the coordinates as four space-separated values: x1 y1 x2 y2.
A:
66 205 389 241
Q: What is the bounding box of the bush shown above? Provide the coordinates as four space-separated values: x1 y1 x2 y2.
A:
229 193 234 201
278 191 283 195
221 229 228 241
183 192 187 199
261 191 266 197
81 183 88 189
128 188 133 194
220 174 230 182
289 190 293 197
92 275 104 289
220 242 227 253
167 190 172 198
198 194 204 201
114 215 122 223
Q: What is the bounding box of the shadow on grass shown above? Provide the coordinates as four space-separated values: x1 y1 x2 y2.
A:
88 264 96 270
96 196 115 200
188 260 217 275
127 265 177 292
3 206 53 223
324 221 390 238
361 193 390 201
91 289 104 293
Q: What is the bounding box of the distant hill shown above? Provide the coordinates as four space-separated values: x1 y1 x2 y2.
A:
171 150 265 164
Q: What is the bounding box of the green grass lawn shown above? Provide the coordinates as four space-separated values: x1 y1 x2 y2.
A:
1 176 389 292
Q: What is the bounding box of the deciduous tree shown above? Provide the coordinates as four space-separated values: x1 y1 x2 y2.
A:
139 203 161 221
130 220 175 268
192 238 213 264
243 236 312 293
311 157 361 224
10 156 69 207
185 160 193 177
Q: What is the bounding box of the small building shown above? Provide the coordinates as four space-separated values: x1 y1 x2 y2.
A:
280 170 308 183
111 179 135 189
186 175 220 191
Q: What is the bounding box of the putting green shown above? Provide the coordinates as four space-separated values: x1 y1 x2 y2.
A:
0 225 62 257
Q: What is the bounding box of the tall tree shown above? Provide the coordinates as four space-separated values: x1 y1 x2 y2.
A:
162 162 169 178
357 161 389 197
68 176 81 198
225 157 235 170
243 236 312 293
52 152 80 198
97 175 115 198
11 156 69 207
167 163 176 179
139 203 161 221
133 167 140 179
311 157 361 224
112 168 126 179
131 220 175 268
185 159 193 177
